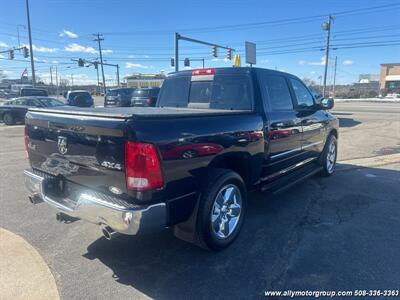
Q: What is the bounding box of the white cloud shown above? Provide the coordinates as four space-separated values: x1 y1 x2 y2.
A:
342 60 354 65
298 56 326 66
102 49 113 54
51 60 59 64
0 54 5 59
59 29 78 39
260 59 270 64
65 43 97 54
125 62 153 69
24 44 58 53
128 55 135 58
144 55 150 58
0 42 9 48
211 57 230 63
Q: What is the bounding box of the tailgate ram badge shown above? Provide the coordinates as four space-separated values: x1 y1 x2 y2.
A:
57 136 68 155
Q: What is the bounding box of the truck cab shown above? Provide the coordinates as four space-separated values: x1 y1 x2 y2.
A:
23 67 338 250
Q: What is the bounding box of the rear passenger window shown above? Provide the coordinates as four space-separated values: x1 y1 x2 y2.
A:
263 76 293 110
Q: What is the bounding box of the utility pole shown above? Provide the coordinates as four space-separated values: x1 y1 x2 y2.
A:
332 56 337 98
50 66 53 85
94 33 106 94
70 74 74 87
322 15 333 97
25 0 36 86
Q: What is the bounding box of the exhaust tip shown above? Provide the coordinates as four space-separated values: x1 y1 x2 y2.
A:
101 226 120 241
29 195 43 204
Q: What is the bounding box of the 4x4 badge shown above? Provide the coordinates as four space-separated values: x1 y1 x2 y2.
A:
57 136 68 155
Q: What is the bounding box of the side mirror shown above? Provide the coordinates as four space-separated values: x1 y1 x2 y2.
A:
320 97 334 110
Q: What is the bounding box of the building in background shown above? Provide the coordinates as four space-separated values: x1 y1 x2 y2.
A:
125 73 166 88
358 74 379 83
379 63 400 95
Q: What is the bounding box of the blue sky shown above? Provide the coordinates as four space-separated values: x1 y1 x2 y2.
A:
0 0 399 85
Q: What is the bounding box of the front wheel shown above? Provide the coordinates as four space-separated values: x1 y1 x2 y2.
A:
3 113 15 125
196 169 247 251
319 134 337 176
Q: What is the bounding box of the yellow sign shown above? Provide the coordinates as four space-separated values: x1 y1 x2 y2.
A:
233 54 241 67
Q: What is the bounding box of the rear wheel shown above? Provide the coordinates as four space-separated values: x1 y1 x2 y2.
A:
3 113 15 125
319 134 337 176
196 169 247 251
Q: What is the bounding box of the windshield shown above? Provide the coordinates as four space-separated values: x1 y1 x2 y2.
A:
157 75 252 110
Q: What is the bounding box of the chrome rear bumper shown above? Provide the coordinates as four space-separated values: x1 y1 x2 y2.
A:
24 168 166 235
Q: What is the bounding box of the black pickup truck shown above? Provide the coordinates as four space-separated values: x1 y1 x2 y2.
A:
24 67 338 250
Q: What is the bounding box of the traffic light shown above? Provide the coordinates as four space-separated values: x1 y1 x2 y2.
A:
78 58 84 67
212 46 217 58
226 48 232 60
8 50 14 60
184 58 190 67
170 58 175 67
23 46 29 58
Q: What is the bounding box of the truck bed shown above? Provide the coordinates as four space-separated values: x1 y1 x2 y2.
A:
29 106 252 119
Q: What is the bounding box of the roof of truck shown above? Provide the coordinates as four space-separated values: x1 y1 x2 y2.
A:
168 67 293 78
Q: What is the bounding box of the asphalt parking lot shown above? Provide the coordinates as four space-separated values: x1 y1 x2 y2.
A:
0 101 399 299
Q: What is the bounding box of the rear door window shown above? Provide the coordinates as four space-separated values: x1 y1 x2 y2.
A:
262 75 294 111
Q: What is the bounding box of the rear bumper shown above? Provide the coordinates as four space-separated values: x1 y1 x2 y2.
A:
24 168 167 235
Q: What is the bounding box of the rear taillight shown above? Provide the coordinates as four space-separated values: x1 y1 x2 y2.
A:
125 141 163 191
24 126 29 153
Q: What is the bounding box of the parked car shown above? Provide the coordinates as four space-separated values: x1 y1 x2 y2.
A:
104 88 136 107
130 87 160 107
65 90 94 107
23 67 338 250
20 88 48 97
0 96 64 125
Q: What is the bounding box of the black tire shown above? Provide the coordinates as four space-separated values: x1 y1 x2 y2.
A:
3 113 15 125
319 134 337 177
196 169 247 251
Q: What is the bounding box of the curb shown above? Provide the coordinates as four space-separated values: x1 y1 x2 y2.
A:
337 153 400 171
0 228 60 300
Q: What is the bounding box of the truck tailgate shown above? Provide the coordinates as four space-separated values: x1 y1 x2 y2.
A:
25 109 128 196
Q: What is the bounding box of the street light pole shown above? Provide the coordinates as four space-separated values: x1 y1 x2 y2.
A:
116 64 120 87
25 0 36 86
332 56 337 98
17 24 26 48
175 32 179 72
322 15 333 98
